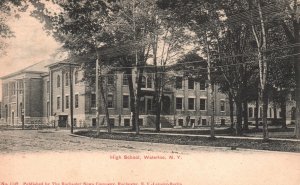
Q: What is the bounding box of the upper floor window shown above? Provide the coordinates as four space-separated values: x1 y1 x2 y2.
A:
19 80 24 94
75 94 79 108
123 74 129 86
175 77 183 89
65 72 69 86
46 81 50 93
176 97 183 110
10 82 16 95
74 70 79 84
200 81 206 90
249 107 253 118
57 97 60 109
91 93 96 108
107 94 114 108
3 83 9 96
57 75 61 88
200 99 206 111
147 76 152 88
188 98 195 110
141 76 146 88
65 95 69 109
220 100 225 112
123 95 129 108
107 75 114 85
188 78 194 90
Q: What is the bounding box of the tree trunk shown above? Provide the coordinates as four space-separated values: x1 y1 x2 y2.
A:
229 92 234 129
255 97 259 130
280 96 287 129
236 99 243 136
243 100 249 130
295 45 300 138
127 69 136 131
154 73 161 132
262 88 269 140
134 68 145 134
99 76 111 133
155 99 162 132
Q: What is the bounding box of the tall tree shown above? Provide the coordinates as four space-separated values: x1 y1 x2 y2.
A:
274 0 299 137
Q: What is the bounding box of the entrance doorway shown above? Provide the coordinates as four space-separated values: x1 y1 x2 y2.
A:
58 115 68 127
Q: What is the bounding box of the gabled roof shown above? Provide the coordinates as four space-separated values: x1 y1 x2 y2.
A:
0 59 53 79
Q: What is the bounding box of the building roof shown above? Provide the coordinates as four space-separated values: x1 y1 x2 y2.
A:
0 59 53 80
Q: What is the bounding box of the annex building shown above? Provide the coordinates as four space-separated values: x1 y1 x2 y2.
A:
0 59 296 128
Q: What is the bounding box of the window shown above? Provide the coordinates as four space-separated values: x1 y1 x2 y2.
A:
91 94 96 108
123 74 129 85
3 84 8 96
74 70 79 84
176 97 183 110
65 72 69 86
178 119 183 126
200 99 206 110
141 76 146 88
138 118 143 126
107 94 113 108
124 119 130 126
107 75 114 85
175 77 183 89
46 81 50 93
57 97 60 109
123 95 129 108
291 91 295 101
147 99 152 111
190 119 195 126
259 107 262 118
220 100 225 112
75 94 79 108
11 82 16 95
47 102 50 117
188 78 194 89
188 98 195 110
200 81 206 90
109 118 115 127
92 118 96 127
202 119 207 125
57 75 60 87
65 95 69 109
19 81 24 94
269 108 272 118
249 107 253 118
73 118 77 127
147 76 152 88
221 119 226 125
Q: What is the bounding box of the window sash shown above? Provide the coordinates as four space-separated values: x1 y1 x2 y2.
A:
176 98 183 110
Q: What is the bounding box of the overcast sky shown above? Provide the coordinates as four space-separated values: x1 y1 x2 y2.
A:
0 10 60 99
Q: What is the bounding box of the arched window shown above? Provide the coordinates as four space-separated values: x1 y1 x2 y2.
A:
74 70 79 84
57 75 60 88
65 72 69 86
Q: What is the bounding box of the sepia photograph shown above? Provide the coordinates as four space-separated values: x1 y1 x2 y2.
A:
0 0 299 184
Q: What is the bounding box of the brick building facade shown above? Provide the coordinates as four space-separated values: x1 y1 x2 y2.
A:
1 60 296 127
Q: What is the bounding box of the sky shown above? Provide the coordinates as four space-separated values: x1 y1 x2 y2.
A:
0 10 60 99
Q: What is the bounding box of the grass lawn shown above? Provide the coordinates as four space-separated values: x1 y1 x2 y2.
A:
75 130 300 153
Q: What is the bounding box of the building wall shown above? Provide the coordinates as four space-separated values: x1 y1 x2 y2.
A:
1 63 296 128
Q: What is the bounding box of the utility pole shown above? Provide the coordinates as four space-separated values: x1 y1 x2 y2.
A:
69 62 74 134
